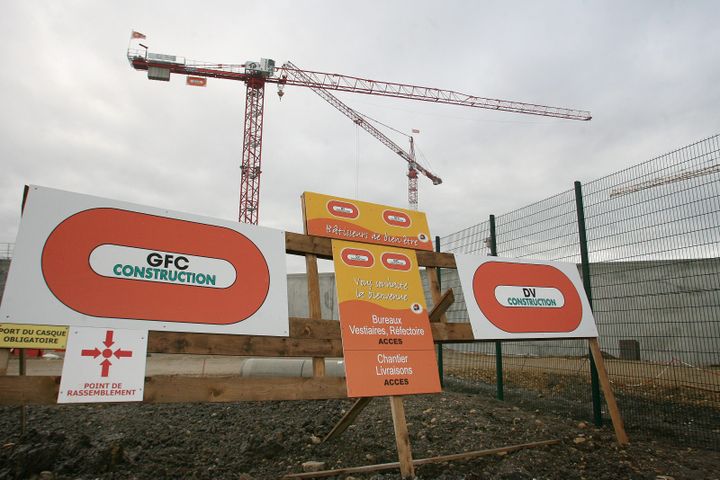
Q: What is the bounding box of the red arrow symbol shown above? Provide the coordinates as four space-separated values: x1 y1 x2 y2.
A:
103 330 114 348
114 349 133 359
100 359 112 377
81 348 101 358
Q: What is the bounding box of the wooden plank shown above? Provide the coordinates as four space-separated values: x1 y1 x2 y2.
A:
283 439 560 479
416 249 456 269
428 288 454 323
291 318 473 343
323 397 373 443
145 320 473 358
588 337 629 445
389 396 415 479
0 376 348 405
286 231 333 259
0 348 10 375
285 231 456 268
0 376 58 404
429 322 474 343
147 330 344 357
290 318 341 339
426 267 447 323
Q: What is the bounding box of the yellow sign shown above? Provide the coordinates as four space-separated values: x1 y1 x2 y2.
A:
0 323 68 349
303 192 433 251
332 240 441 397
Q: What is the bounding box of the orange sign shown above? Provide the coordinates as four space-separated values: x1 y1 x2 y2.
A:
332 240 441 397
186 76 207 87
455 255 598 339
303 192 433 251
42 208 269 324
473 261 582 333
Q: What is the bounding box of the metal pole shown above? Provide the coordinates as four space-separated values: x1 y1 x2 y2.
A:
435 235 444 388
574 181 603 426
489 215 504 401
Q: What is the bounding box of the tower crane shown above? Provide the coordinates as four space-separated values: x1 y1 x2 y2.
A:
127 42 591 224
282 61 436 210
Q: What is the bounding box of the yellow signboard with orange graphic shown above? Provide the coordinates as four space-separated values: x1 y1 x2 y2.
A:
332 240 441 397
303 192 433 251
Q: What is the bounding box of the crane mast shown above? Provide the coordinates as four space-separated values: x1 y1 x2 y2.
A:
127 45 591 224
408 138 419 210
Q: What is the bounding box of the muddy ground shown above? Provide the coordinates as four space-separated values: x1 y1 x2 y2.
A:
1 377 719 480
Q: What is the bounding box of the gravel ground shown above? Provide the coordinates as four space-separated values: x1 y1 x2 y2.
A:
1 383 719 480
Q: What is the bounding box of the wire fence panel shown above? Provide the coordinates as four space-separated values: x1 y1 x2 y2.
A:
0 243 13 260
581 134 720 448
440 134 720 449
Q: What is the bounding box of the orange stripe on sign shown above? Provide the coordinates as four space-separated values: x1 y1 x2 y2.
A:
327 200 359 219
186 76 207 87
41 208 270 324
472 261 582 333
340 247 374 268
382 209 411 228
381 252 412 271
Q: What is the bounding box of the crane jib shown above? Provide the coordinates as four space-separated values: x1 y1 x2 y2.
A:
128 47 590 222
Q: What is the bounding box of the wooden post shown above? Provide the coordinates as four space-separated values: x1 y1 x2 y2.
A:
323 397 373 442
389 396 415 479
588 337 629 445
302 194 326 378
306 253 325 377
0 348 9 376
426 267 447 323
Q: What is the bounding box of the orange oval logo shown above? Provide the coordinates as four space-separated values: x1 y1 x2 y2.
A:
327 200 359 219
340 247 374 268
472 261 582 333
41 208 270 325
381 252 412 271
382 210 411 228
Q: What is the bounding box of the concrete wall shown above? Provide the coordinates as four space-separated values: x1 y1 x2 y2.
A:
2 256 717 366
440 259 720 367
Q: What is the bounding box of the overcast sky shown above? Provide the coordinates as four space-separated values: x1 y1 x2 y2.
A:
2 1 719 271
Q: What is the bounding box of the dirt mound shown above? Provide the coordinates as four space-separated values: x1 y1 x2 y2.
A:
1 389 717 479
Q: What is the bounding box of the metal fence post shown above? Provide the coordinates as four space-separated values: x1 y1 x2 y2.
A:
574 181 603 426
435 235 444 388
489 215 504 401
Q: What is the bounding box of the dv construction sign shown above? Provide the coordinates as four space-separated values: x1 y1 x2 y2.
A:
0 186 289 336
455 255 598 339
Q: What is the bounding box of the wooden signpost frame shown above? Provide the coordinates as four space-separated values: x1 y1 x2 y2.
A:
0 231 628 478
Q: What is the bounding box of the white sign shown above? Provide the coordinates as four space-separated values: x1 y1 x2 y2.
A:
455 255 599 340
494 286 565 308
0 186 289 336
58 327 148 404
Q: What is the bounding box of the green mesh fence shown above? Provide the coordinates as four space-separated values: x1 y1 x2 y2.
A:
439 134 720 449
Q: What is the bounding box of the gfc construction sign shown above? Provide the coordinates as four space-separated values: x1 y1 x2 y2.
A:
0 186 289 336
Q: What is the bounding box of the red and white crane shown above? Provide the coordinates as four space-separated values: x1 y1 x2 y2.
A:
282 60 436 210
127 44 591 224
